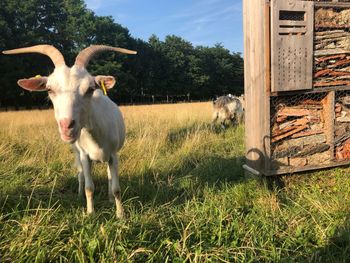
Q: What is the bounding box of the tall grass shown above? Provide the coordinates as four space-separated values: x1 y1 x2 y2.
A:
1 102 350 262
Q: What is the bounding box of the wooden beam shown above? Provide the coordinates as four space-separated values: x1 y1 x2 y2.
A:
244 0 270 173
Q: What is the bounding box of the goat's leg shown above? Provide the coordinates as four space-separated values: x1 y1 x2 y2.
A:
238 111 244 124
80 152 94 214
211 111 218 129
231 114 237 126
221 119 226 129
74 151 84 197
108 154 124 218
107 161 114 203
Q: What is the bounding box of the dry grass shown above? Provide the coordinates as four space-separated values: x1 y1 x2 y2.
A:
1 102 350 262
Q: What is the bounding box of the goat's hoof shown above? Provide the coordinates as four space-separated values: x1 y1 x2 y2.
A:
86 208 95 215
83 210 95 217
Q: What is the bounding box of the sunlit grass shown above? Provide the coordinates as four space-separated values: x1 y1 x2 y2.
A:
1 102 350 262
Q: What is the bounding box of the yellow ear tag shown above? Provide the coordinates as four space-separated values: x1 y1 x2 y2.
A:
101 81 107 95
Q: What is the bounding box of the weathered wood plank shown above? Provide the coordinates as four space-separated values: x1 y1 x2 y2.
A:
314 69 332 78
322 91 335 160
272 125 308 143
328 58 350 68
270 0 314 92
315 54 346 63
291 130 323 139
276 134 327 148
244 0 270 173
315 30 346 36
314 80 350 87
293 143 330 158
315 32 350 40
278 108 310 117
315 48 350 57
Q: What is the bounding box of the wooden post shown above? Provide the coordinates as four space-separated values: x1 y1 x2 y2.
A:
322 91 335 161
243 0 271 174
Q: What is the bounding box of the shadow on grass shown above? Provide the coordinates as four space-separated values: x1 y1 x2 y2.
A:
0 124 246 215
167 122 211 144
297 218 350 262
3 124 350 262
0 124 288 218
318 223 350 262
0 156 246 215
122 155 245 208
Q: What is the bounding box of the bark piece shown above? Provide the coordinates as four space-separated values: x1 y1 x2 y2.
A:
276 134 327 149
291 130 324 139
329 71 350 77
314 69 332 78
308 152 331 165
277 108 310 117
272 125 309 143
273 146 303 159
314 80 350 87
276 115 288 123
289 157 308 167
335 133 350 146
315 49 350 57
315 54 346 64
293 143 330 158
328 58 350 68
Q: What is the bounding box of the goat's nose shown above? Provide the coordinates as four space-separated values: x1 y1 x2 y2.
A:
68 119 76 129
59 118 75 130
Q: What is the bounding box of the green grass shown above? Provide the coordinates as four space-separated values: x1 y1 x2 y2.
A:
1 103 350 262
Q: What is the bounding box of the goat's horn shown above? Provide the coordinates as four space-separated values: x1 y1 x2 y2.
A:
74 45 137 68
2 45 65 67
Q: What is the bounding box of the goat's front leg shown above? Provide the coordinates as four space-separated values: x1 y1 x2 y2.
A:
80 152 94 214
108 154 124 218
74 150 84 197
238 111 244 124
211 111 218 129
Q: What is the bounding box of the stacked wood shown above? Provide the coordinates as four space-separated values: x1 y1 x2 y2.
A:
315 8 350 29
336 139 350 159
335 98 350 123
314 8 350 87
335 95 350 160
271 99 330 167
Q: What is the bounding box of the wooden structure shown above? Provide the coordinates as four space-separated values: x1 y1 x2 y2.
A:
244 0 350 175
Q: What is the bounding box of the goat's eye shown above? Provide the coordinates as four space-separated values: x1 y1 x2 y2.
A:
47 88 55 95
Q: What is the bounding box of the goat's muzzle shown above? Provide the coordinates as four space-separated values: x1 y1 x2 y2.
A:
59 118 78 143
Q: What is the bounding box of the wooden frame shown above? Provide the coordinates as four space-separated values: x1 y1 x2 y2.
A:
244 0 271 174
244 0 350 176
270 0 314 92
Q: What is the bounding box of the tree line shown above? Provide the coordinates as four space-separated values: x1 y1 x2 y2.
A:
0 0 243 108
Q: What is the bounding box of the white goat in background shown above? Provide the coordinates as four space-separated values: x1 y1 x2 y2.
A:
212 94 244 128
3 45 137 217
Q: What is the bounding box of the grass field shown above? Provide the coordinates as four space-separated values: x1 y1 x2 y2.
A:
1 102 350 262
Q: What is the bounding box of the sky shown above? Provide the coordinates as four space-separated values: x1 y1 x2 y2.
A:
85 0 243 53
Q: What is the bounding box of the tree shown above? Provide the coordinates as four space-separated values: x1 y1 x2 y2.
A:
0 0 244 107
193 44 244 98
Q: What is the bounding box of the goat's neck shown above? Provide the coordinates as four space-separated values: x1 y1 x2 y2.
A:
81 102 104 140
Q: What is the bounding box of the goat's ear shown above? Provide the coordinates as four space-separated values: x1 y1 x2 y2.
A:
94 75 116 90
17 77 48 92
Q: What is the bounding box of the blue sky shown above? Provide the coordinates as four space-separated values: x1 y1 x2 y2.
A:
85 0 243 53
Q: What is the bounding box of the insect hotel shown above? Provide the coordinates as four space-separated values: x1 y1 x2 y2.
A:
244 0 350 175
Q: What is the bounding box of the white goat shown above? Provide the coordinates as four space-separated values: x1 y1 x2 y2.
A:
3 45 137 217
212 94 244 128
